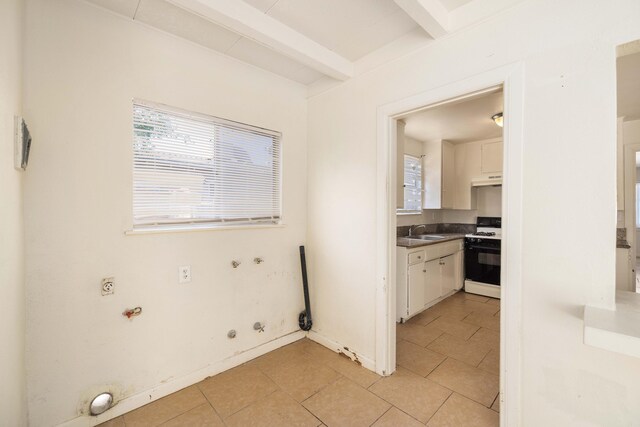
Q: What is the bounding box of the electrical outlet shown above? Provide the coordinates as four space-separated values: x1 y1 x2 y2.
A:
179 266 191 283
101 277 115 296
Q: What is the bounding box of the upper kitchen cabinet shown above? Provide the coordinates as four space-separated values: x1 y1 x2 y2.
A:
481 141 503 174
423 140 455 209
453 137 503 210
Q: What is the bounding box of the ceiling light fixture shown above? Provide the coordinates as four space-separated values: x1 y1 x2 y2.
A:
492 112 504 127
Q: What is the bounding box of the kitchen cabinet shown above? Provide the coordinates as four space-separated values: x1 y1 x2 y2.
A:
452 138 503 210
440 254 456 296
408 261 426 315
396 240 464 322
481 141 503 174
424 258 442 305
423 140 455 209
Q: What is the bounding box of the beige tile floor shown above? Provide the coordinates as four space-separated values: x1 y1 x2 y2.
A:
100 291 499 427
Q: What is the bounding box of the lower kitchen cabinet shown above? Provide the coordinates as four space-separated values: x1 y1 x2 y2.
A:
408 261 426 316
423 258 442 305
397 239 464 322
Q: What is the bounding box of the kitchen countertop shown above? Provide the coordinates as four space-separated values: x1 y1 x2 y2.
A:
617 240 631 249
397 233 466 248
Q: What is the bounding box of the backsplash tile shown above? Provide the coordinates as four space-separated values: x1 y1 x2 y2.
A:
397 223 476 237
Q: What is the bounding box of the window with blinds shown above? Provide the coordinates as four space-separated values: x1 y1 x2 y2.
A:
401 154 422 212
132 100 281 228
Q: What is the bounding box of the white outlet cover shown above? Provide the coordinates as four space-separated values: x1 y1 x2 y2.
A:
179 266 191 283
101 277 115 296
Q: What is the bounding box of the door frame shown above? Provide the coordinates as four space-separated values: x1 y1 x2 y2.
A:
375 63 525 426
623 143 640 291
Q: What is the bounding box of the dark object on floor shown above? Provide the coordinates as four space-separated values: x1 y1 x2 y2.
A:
299 245 312 331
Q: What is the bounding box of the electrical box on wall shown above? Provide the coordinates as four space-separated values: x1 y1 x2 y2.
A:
14 116 32 171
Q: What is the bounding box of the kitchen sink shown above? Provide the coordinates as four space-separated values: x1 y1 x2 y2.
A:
410 234 447 240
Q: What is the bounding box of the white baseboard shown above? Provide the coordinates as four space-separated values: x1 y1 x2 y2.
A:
307 330 376 372
58 330 306 427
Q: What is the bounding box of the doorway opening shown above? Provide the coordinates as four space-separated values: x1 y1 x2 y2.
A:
375 64 525 426
616 39 640 292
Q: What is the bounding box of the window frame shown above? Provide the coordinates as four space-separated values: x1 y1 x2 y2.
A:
131 99 283 231
397 154 423 215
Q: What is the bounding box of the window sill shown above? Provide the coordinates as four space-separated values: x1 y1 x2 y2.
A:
125 223 285 235
397 211 423 216
584 291 640 358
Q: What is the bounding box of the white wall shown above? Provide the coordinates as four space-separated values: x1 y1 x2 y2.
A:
476 186 502 217
23 0 308 425
0 0 27 426
307 0 640 425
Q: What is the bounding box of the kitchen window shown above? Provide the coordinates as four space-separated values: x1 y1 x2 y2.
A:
132 100 281 229
399 154 422 213
636 182 640 228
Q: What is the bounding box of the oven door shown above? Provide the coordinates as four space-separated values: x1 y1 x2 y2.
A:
465 240 501 286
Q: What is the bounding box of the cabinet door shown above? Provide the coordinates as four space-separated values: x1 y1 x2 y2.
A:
441 141 455 208
440 255 456 296
408 262 426 316
453 251 464 290
424 259 441 305
481 141 503 174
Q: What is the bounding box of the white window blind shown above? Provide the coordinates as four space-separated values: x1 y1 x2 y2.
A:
132 100 281 228
402 154 422 212
636 183 640 228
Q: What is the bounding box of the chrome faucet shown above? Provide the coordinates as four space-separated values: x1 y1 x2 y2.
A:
408 224 427 237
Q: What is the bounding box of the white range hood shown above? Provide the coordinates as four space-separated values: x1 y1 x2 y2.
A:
471 175 502 187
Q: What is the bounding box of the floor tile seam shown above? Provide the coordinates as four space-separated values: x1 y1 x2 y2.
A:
424 357 500 406
422 355 451 379
426 375 498 410
431 372 500 409
291 391 325 427
423 389 456 425
197 381 279 421
437 354 500 374
155 401 213 427
476 348 497 370
423 347 490 369
365 384 417 418
124 389 208 427
367 405 393 426
389 404 432 426
298 371 346 405
300 375 376 426
490 392 500 412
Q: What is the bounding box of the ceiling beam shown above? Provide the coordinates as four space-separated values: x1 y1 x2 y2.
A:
166 0 353 81
394 0 450 39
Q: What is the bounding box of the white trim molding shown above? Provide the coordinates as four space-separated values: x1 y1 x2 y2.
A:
307 330 376 372
375 62 525 427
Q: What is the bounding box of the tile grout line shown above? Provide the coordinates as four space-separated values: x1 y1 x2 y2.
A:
157 402 212 426
490 392 500 412
426 356 499 409
367 405 393 426
424 389 455 425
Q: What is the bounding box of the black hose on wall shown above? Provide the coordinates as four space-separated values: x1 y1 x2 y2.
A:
298 245 313 331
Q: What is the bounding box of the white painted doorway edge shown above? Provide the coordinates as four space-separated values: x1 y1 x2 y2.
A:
623 143 640 291
375 62 525 427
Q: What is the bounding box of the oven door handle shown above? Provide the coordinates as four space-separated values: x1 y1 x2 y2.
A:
466 245 501 251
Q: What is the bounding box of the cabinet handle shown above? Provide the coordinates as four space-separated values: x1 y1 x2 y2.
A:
423 270 426 273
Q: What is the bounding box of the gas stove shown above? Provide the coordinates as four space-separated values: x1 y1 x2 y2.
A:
465 217 502 240
465 216 502 298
